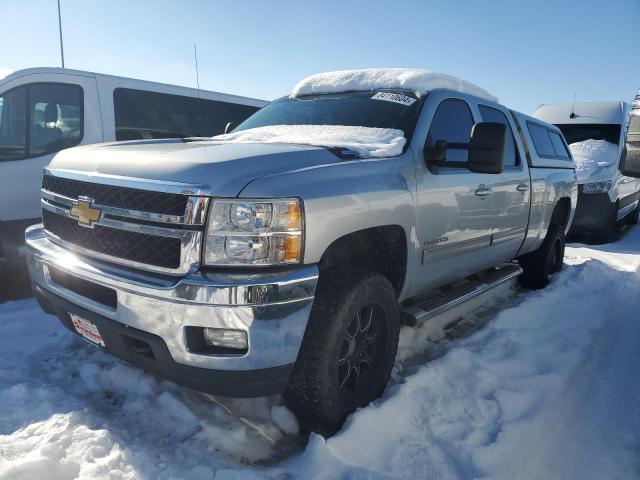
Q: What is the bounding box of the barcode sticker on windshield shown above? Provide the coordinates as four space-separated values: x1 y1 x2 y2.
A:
371 92 417 106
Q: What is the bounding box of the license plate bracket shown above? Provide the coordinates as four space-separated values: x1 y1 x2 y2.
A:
70 313 106 347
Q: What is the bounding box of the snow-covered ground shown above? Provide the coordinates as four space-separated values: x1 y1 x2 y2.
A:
1 229 639 479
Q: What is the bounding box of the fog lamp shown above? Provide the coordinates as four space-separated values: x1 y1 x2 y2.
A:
203 328 248 350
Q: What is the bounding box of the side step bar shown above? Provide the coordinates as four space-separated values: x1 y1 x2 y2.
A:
401 263 523 327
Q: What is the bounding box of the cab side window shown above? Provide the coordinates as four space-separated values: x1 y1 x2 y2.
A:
426 99 474 164
479 105 519 167
0 83 83 161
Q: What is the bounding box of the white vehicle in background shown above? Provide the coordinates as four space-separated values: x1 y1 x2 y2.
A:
533 101 639 242
0 67 266 286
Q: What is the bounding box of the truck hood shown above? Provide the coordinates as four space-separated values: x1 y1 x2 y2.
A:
48 139 342 196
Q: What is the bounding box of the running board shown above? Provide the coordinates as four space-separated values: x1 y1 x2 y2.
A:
401 263 523 327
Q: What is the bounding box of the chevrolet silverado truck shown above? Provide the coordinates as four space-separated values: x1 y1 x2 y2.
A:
26 69 585 431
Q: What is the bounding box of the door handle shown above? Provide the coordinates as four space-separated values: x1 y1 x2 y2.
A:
516 183 529 193
474 185 492 198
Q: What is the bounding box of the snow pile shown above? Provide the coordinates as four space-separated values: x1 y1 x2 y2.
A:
2 229 640 478
211 124 406 158
568 139 619 181
291 68 497 102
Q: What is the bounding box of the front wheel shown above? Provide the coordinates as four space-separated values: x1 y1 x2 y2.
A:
284 268 400 434
518 224 565 289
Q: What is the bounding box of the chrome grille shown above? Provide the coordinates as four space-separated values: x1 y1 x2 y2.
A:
42 174 189 216
40 170 209 275
42 209 182 269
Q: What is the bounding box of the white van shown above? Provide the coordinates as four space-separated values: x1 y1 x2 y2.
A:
533 101 639 242
0 67 266 285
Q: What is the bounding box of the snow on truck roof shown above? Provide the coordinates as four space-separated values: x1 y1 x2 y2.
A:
290 68 498 103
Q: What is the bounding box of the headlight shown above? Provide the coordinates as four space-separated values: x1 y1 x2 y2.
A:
204 198 303 266
582 181 612 194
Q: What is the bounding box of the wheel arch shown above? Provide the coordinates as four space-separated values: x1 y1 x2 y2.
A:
318 225 407 297
550 196 571 231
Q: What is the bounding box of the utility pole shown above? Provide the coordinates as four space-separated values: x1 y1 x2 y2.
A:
194 43 202 132
57 0 65 68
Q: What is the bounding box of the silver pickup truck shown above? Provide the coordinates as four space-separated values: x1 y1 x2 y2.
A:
26 69 582 431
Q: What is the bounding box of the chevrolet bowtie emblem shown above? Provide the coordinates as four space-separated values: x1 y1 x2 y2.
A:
70 197 102 228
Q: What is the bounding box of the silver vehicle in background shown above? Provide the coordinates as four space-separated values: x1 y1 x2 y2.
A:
534 101 640 242
25 69 607 432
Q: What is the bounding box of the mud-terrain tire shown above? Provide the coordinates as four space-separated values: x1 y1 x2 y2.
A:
284 268 400 434
518 224 565 290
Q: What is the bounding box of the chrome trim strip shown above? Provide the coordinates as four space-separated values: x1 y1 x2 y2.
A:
491 226 527 245
26 225 317 306
422 235 492 263
41 198 196 239
44 167 212 196
41 189 208 226
617 200 639 221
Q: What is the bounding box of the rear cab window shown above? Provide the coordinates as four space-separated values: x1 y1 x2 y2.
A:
479 104 520 167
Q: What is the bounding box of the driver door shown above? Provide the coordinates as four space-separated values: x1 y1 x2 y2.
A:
414 95 498 291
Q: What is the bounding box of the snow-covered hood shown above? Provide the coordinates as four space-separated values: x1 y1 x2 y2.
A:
48 139 344 197
211 125 406 158
568 139 620 184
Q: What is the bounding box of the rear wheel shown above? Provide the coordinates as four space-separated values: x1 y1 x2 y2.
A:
284 268 400 434
518 224 565 289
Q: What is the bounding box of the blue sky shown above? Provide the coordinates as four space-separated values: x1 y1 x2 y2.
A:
1 0 638 113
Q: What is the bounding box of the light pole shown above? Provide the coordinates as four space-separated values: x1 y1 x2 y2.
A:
57 0 65 68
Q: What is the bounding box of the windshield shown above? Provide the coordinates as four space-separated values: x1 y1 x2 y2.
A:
234 90 423 146
556 123 621 145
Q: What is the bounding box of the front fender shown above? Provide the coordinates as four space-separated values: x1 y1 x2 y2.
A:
238 151 418 269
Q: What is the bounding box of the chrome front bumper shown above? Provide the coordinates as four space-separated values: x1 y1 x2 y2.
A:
26 224 318 373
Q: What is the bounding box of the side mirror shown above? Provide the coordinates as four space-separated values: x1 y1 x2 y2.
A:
468 122 507 174
621 116 640 177
423 122 507 174
224 122 236 134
